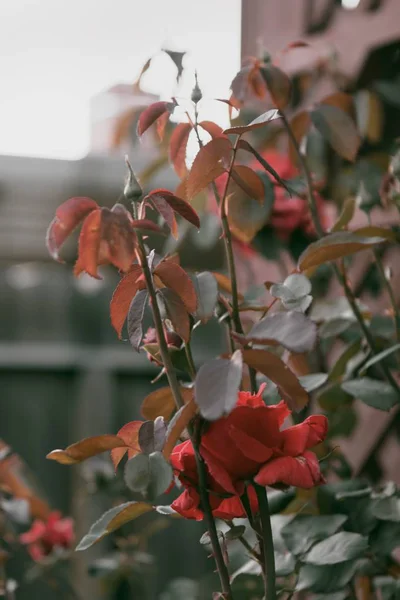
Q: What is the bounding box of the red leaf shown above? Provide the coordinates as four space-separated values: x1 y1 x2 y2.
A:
186 137 232 199
137 101 170 137
74 209 103 279
110 265 144 337
131 219 165 235
198 121 225 138
145 189 200 229
105 204 137 272
154 261 197 313
283 41 310 52
46 197 98 261
47 435 126 465
224 109 280 135
149 195 178 238
169 123 193 177
158 288 190 342
111 421 142 470
261 65 292 110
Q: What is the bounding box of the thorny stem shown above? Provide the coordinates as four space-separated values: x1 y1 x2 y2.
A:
192 112 258 394
132 198 233 599
254 484 277 600
281 111 400 399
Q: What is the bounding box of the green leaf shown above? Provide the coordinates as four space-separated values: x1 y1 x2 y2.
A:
192 272 218 323
329 340 363 382
296 561 358 593
267 488 296 514
194 350 243 420
298 232 385 271
341 378 398 411
225 525 247 541
76 501 152 551
371 496 400 522
245 311 317 353
317 383 353 411
275 551 295 577
124 452 173 501
310 104 361 162
281 514 347 556
313 593 348 600
331 197 356 232
304 532 368 565
128 289 149 351
361 344 400 373
319 318 354 339
370 521 400 556
298 373 328 392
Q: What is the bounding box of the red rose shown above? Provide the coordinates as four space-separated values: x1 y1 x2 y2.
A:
170 388 327 520
20 511 74 561
262 150 328 240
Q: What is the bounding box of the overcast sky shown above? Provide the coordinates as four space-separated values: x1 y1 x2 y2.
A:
0 0 241 159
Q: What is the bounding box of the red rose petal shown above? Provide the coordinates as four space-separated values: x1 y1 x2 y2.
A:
254 450 324 489
281 415 328 456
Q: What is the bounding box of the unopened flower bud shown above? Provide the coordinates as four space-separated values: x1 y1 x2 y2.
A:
124 156 142 201
191 72 202 104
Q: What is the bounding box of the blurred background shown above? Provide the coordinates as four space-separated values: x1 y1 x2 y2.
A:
1 0 400 598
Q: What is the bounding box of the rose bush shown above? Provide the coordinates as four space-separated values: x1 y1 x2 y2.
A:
171 387 327 520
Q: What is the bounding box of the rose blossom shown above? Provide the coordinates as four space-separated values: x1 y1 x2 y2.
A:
20 511 74 561
170 388 327 520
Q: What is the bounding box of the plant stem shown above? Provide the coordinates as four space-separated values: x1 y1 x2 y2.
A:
281 111 400 399
254 484 277 600
191 114 257 393
132 199 233 598
185 342 197 379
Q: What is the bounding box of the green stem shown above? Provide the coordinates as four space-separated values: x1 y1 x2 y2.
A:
254 484 277 600
132 198 233 599
185 342 197 379
281 111 400 400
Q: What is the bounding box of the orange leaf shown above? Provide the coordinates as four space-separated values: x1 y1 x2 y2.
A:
46 197 98 261
352 225 397 242
110 265 144 337
198 121 225 138
155 261 197 313
111 421 142 470
212 272 244 301
47 435 126 465
223 108 280 135
75 209 102 279
298 232 386 271
186 137 232 199
163 398 197 459
141 386 192 421
242 349 309 411
169 123 193 177
231 165 265 203
156 111 170 141
137 101 170 137
321 92 355 120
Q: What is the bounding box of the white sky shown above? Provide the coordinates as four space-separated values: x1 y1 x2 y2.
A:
0 0 241 160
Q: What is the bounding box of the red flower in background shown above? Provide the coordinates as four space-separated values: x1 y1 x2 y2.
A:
260 150 329 240
20 511 74 561
170 388 327 520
